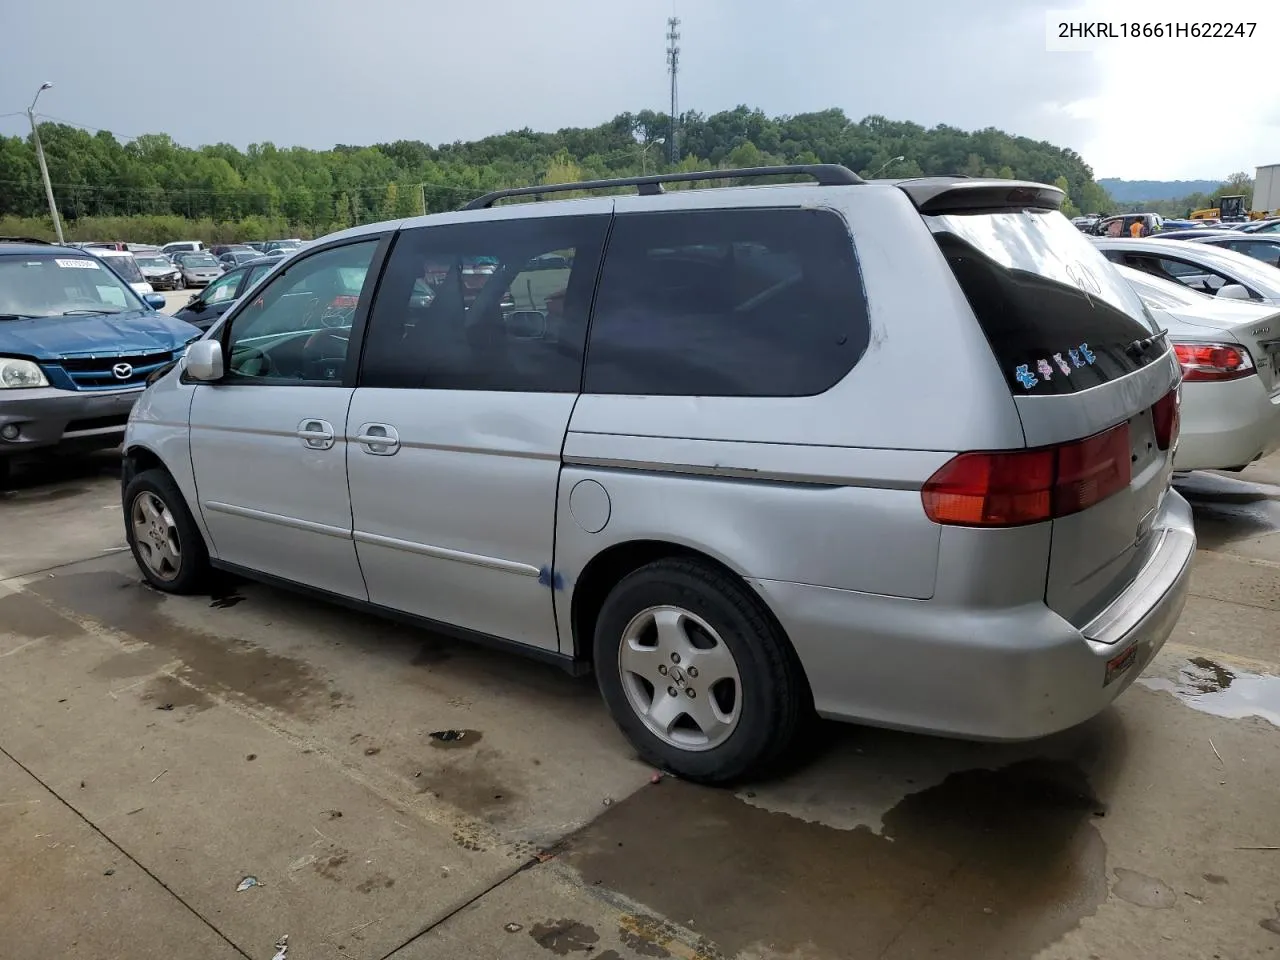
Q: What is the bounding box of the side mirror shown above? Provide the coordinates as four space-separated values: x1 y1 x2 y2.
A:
185 339 224 381
504 310 547 340
1217 283 1251 300
144 293 167 310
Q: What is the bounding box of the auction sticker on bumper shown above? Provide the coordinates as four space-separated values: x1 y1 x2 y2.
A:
1105 637 1153 687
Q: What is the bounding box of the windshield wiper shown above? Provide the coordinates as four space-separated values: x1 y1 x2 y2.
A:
60 308 125 316
0 313 37 321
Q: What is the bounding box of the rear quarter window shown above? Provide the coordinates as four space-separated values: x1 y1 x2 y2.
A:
583 208 869 397
928 211 1165 395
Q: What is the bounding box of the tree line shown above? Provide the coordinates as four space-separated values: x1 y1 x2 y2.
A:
1110 171 1253 219
0 105 1116 242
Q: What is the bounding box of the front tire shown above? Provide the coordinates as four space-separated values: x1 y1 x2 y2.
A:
124 468 210 594
593 558 808 785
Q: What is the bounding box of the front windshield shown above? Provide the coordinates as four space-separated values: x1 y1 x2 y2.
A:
100 255 145 283
0 254 143 318
184 254 220 268
135 256 170 269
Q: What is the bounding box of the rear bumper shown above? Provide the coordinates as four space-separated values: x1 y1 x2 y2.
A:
1174 376 1280 470
0 386 143 457
753 490 1196 741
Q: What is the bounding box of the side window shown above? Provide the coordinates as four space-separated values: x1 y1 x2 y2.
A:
223 240 378 385
360 215 609 392
203 270 241 305
584 209 869 397
1114 253 1220 289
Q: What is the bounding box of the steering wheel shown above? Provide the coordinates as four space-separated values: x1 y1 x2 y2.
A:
232 346 276 378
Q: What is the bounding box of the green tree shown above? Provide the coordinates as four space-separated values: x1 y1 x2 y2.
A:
0 108 1116 240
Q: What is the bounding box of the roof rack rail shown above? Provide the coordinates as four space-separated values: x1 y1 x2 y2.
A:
462 163 864 211
0 236 54 245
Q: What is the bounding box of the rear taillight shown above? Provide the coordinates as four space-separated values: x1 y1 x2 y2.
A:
1173 342 1254 382
922 422 1132 527
1152 386 1180 451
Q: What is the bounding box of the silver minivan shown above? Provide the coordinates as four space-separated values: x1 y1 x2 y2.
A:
121 166 1195 783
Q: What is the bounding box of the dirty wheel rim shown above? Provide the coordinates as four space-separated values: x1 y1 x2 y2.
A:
130 491 182 582
618 605 742 752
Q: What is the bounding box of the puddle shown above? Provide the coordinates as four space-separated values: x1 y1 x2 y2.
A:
1111 867 1177 909
26 571 335 717
557 759 1108 959
1140 657 1280 727
429 729 482 749
0 485 87 504
1176 473 1280 546
140 674 214 713
0 593 85 642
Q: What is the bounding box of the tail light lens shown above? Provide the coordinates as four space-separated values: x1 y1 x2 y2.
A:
922 422 1132 527
1173 342 1254 381
1151 386 1180 451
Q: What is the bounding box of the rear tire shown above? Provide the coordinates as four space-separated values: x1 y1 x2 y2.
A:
123 468 210 594
593 558 808 785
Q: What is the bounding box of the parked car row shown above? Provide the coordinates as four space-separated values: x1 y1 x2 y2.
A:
65 238 305 292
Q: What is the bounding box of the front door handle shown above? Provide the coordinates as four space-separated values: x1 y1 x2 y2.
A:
354 422 400 456
297 418 336 450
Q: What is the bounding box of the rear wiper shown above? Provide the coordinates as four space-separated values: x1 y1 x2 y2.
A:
60 308 124 316
1127 328 1169 359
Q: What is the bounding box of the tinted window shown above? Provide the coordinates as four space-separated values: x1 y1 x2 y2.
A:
223 240 378 384
102 255 144 283
584 209 867 397
929 210 1163 395
360 215 609 392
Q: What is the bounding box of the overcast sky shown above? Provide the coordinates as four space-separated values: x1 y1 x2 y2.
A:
1 0 1276 181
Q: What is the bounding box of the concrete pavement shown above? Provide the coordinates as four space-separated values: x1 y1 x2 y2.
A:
1 451 1278 960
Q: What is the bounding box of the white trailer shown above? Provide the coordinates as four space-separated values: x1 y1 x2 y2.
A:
1254 164 1280 215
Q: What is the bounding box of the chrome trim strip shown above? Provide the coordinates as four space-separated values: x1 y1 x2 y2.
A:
352 530 540 577
202 501 351 539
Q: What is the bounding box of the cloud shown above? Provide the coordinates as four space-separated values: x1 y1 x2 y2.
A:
0 0 1271 179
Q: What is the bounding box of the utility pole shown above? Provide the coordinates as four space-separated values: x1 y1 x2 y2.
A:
27 82 64 244
666 17 680 166
419 183 427 216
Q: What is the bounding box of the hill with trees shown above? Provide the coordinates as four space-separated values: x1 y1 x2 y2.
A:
1107 172 1255 218
0 106 1113 242
1098 178 1225 202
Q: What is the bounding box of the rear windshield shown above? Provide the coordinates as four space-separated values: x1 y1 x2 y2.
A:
928 209 1164 395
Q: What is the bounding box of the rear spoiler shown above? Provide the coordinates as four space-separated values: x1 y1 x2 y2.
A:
895 178 1066 216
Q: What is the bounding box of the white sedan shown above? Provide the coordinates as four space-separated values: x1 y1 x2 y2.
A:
1096 236 1280 304
1118 264 1280 472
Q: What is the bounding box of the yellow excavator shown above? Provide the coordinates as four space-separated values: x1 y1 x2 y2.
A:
1188 195 1275 221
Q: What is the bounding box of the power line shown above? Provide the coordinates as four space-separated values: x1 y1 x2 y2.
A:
32 113 144 142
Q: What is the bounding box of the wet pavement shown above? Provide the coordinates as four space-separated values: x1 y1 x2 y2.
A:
1 454 1279 959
